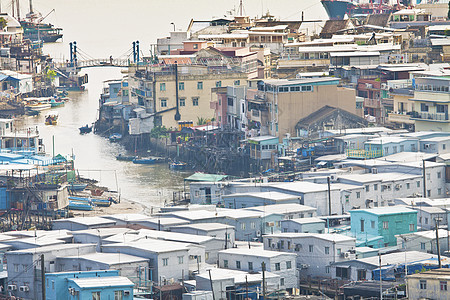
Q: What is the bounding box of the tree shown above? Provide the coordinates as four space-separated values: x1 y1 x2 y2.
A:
0 17 7 31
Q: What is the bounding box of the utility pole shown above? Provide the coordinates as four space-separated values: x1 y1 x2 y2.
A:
436 218 442 268
245 275 248 300
327 176 332 231
379 253 383 300
41 254 45 300
208 269 215 300
422 159 427 198
262 262 266 300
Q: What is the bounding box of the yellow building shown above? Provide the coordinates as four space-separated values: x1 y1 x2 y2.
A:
130 65 247 130
246 78 356 141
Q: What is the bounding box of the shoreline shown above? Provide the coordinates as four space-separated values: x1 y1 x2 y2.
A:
71 196 152 218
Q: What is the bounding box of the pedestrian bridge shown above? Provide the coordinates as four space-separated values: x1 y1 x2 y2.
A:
53 58 133 69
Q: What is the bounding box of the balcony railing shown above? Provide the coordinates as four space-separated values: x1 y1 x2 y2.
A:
346 149 383 159
388 113 414 124
411 111 449 121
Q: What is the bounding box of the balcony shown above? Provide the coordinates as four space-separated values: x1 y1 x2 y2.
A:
346 149 383 159
249 109 262 123
388 113 414 124
411 111 450 122
363 98 381 109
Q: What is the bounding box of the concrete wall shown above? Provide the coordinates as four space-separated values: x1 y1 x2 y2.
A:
217 252 297 289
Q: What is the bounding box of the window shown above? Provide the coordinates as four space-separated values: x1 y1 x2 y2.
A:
371 221 375 229
162 258 169 266
192 97 199 106
336 267 350 279
360 219 365 232
357 269 366 281
437 104 446 113
427 190 431 197
438 188 442 195
326 266 330 273
406 183 410 189
420 280 427 290
280 278 285 286
425 217 429 225
160 99 167 107
286 261 292 269
224 260 228 268
409 223 415 231
275 263 281 271
14 264 18 272
193 44 198 49
421 242 426 250
114 290 123 300
178 256 184 264
383 221 389 229
417 181 420 188
179 98 185 106
301 85 312 91
234 80 240 86
92 292 101 300
251 222 256 229
374 184 378 191
365 185 369 192
160 83 166 91
179 82 184 90
441 281 447 291
356 192 361 199
236 261 241 269
438 172 442 179
309 245 314 252
248 261 253 270
241 223 246 230
197 82 203 90
421 103 428 112
215 81 222 87
337 248 342 256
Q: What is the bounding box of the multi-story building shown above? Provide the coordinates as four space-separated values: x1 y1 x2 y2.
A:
129 64 248 130
411 77 450 132
263 233 356 278
246 77 356 141
349 206 418 248
217 248 297 290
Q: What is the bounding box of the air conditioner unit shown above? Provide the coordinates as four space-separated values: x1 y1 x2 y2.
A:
217 183 223 188
395 184 402 190
310 167 317 172
349 167 354 172
381 83 387 89
7 285 17 291
68 288 74 294
124 291 130 296
365 83 373 89
256 230 262 236
19 286 29 292
424 144 430 149
330 174 337 181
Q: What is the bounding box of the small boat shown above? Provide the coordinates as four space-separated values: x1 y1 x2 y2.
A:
25 100 51 111
170 161 187 170
79 124 93 134
91 199 111 207
68 196 111 207
109 133 122 142
133 157 157 164
68 183 88 192
50 98 65 107
45 111 58 125
116 154 137 161
68 200 93 211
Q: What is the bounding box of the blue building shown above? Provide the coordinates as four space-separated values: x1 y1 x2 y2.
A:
46 270 133 300
350 206 417 248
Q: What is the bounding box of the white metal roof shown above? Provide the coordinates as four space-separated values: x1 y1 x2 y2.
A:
70 276 133 288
